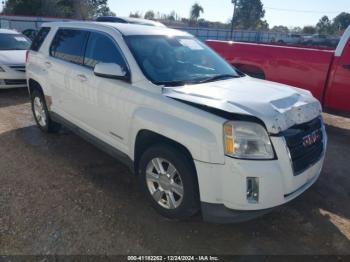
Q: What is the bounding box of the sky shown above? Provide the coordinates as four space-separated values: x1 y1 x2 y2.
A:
107 0 350 27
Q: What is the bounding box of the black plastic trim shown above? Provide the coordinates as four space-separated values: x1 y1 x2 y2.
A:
279 117 324 175
94 71 131 83
201 202 274 224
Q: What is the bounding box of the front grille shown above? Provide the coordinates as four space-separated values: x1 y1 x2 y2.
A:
283 117 324 175
4 79 27 85
9 65 26 72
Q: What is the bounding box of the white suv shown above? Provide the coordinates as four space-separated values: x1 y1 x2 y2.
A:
26 22 327 223
0 29 30 89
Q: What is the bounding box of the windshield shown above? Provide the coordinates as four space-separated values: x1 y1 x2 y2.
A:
0 34 31 51
125 35 241 86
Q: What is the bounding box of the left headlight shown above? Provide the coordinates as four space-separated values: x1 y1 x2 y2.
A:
0 66 5 72
224 121 274 159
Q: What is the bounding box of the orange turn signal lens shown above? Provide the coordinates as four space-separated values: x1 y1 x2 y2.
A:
224 122 234 155
225 137 234 155
224 124 233 136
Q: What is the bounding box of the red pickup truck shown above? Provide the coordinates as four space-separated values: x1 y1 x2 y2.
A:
206 26 350 114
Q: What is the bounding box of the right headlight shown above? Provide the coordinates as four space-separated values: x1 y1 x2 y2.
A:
224 121 274 160
0 66 5 72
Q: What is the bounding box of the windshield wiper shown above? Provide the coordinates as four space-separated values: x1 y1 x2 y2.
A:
156 74 239 87
156 80 198 87
198 74 239 84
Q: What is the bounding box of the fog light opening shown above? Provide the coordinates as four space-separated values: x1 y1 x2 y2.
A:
247 177 259 203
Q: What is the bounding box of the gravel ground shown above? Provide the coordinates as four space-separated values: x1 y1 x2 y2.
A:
0 88 349 255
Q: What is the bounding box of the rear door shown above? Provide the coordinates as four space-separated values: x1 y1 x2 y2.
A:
27 27 52 93
325 40 350 113
48 28 89 118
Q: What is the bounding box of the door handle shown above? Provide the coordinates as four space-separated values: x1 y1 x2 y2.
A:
342 64 350 70
77 74 88 82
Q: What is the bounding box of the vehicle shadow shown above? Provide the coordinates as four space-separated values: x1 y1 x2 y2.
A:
0 124 349 255
314 124 350 220
0 88 29 108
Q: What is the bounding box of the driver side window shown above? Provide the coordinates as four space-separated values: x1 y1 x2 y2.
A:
84 32 127 71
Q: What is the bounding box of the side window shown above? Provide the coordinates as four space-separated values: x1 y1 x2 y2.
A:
50 29 89 65
30 27 51 51
84 32 127 70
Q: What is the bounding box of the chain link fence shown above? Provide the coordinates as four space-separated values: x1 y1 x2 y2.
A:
0 15 340 48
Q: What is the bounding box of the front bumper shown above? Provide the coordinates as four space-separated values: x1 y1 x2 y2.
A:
0 82 27 89
195 125 327 223
0 65 27 89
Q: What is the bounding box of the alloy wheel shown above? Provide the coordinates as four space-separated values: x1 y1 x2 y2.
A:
33 96 47 127
145 157 184 209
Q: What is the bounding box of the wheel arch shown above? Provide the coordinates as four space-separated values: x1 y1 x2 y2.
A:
28 79 53 110
134 129 201 208
28 78 44 96
133 129 197 177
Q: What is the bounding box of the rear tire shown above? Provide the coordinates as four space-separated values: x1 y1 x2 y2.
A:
31 89 61 133
138 144 200 220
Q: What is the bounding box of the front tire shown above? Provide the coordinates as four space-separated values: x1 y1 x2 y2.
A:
138 144 200 220
31 89 61 133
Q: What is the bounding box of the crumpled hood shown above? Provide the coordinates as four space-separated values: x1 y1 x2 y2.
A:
164 76 322 134
0 50 26 65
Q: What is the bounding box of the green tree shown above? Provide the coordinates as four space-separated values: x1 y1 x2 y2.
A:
290 27 302 33
167 11 179 21
256 19 269 30
316 16 333 34
3 0 44 16
129 11 142 18
333 12 350 33
271 25 289 33
144 10 155 20
233 0 266 30
2 0 114 19
302 26 316 34
190 3 204 23
61 0 115 19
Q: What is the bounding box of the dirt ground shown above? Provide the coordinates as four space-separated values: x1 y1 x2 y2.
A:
0 88 349 255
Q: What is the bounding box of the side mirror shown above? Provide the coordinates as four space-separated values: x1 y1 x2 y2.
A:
94 63 130 82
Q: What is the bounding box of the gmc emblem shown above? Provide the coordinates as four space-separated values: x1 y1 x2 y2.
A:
303 130 321 147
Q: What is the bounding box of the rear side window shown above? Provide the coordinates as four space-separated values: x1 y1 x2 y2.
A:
30 27 50 52
84 32 127 69
50 29 89 65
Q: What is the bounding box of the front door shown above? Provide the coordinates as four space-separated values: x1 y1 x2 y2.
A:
66 31 131 153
